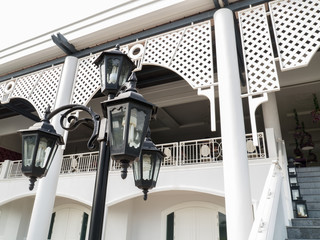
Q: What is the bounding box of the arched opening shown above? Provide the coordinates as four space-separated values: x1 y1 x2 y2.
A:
0 98 39 161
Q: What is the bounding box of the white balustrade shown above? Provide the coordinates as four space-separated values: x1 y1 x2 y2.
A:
1 133 266 179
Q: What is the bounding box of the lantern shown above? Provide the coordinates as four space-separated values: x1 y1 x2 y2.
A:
295 197 308 218
288 160 296 175
101 74 155 179
291 185 301 201
94 45 135 96
133 131 164 200
19 120 64 190
289 173 298 186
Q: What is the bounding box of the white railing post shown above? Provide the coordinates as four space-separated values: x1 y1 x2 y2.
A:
0 160 11 179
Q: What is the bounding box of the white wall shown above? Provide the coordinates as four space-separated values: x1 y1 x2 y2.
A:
0 197 33 240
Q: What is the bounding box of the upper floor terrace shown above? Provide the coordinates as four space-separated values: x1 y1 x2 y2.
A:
0 132 269 206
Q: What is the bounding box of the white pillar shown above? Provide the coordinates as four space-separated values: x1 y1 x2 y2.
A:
214 8 253 240
26 56 78 240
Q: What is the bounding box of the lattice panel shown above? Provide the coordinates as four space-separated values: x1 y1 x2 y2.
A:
29 65 63 118
143 30 184 67
238 5 279 94
71 54 100 106
269 0 320 70
143 21 214 89
11 72 41 99
0 83 4 100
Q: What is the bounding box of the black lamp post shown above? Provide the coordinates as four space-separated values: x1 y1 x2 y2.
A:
133 129 164 200
19 46 161 240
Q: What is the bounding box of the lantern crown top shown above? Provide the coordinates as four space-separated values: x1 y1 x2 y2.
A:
19 119 64 145
141 129 165 157
93 45 132 67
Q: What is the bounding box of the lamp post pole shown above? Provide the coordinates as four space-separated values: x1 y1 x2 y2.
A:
88 115 109 240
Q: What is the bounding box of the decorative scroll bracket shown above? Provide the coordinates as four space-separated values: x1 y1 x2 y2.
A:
197 85 216 132
248 92 268 146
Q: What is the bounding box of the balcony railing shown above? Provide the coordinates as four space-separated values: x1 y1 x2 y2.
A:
0 133 266 179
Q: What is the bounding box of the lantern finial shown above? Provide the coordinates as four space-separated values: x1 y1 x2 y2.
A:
143 189 148 201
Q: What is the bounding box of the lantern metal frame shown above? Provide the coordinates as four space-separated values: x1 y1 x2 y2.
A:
101 73 157 179
94 45 135 96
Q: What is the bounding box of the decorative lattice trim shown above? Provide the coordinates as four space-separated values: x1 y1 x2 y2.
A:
143 29 185 68
238 4 279 94
0 82 6 101
29 65 63 118
11 72 41 99
71 54 100 106
269 0 320 70
143 21 214 89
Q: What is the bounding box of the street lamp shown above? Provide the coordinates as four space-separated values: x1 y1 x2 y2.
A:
19 46 162 240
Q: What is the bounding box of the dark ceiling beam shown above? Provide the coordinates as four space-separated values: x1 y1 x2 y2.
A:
51 33 78 55
0 0 271 82
2 103 40 122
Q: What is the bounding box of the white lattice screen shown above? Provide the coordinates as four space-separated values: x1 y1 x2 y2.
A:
238 5 279 94
143 21 214 89
70 21 214 107
269 0 320 71
0 65 63 119
0 83 5 100
30 66 62 117
71 54 100 106
11 73 41 100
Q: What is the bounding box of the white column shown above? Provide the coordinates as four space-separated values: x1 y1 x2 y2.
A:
26 56 78 240
214 8 253 240
262 92 282 140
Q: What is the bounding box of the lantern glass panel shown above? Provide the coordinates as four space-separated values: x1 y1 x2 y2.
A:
128 108 146 149
288 167 296 174
296 203 308 217
110 106 126 149
35 136 56 168
153 154 161 182
106 57 121 84
119 58 132 86
292 189 300 200
133 160 140 181
289 176 298 185
142 153 153 180
22 134 37 167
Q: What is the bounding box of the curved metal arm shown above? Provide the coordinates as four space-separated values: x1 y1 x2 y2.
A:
44 104 101 150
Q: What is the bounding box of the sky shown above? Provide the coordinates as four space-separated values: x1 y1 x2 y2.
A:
0 0 108 50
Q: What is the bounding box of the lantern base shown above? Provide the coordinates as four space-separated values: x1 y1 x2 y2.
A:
121 162 130 179
143 189 149 201
29 177 37 191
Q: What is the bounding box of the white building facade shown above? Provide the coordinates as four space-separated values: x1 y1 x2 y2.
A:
0 0 320 239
